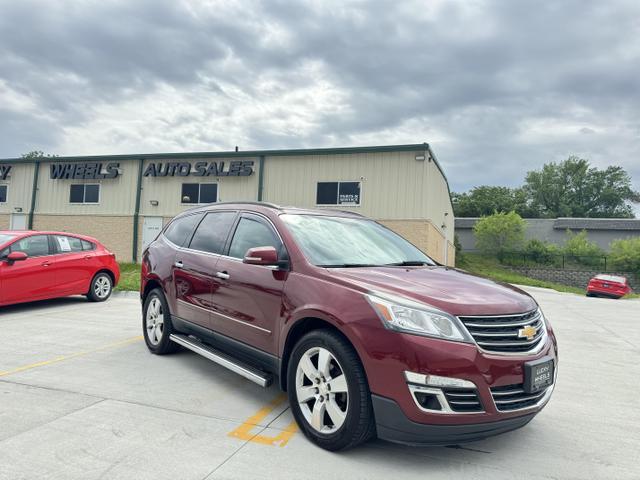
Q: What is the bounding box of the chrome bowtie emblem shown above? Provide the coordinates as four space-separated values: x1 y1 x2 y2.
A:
518 325 537 340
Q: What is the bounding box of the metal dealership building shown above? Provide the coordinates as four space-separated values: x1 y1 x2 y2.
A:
0 144 455 265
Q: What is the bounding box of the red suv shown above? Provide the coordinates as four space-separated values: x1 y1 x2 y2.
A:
141 203 557 451
0 230 119 306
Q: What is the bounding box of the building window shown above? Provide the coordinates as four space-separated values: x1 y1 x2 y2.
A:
316 181 361 206
181 183 218 204
0 185 7 203
69 184 100 203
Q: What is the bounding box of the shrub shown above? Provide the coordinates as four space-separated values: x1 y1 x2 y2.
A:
562 230 605 267
523 239 559 265
609 237 640 273
454 234 464 263
473 211 526 255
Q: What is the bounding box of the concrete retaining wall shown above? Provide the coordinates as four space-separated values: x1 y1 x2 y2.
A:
505 266 639 291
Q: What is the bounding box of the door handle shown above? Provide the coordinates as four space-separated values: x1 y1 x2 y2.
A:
84 255 92 260
215 271 230 280
174 261 184 269
41 262 51 267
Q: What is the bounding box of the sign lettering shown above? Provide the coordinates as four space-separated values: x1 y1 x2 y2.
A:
50 162 120 180
143 160 254 177
0 165 11 180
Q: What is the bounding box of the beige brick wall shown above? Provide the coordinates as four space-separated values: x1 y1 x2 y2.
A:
378 219 454 266
0 214 10 230
33 214 134 262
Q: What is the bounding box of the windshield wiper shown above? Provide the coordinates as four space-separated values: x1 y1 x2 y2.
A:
317 263 380 268
384 261 432 266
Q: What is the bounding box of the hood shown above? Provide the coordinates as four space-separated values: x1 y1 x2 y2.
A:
325 266 537 316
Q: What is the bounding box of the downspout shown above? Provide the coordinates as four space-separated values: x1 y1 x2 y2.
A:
27 161 40 229
132 158 144 263
257 155 265 201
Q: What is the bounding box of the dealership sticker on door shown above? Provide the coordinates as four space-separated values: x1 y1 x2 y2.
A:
524 356 554 393
56 236 72 252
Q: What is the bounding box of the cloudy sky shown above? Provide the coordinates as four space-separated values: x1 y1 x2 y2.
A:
1 0 639 195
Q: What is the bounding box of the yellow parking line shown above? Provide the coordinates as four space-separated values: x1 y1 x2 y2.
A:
0 335 143 377
228 393 299 447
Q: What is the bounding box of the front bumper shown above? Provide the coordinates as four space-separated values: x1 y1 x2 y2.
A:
373 394 536 446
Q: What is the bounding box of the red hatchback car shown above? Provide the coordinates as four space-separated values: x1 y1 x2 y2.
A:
0 230 119 306
586 274 631 299
141 203 557 450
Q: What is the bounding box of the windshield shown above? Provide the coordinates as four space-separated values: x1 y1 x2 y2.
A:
0 234 16 245
280 214 436 267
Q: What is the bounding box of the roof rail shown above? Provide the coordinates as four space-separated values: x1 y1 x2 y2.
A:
312 208 366 217
213 201 282 209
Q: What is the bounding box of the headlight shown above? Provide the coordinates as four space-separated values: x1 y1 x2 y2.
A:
365 293 472 342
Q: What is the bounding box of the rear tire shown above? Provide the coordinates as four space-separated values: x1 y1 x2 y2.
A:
287 330 376 451
143 288 179 354
87 272 113 302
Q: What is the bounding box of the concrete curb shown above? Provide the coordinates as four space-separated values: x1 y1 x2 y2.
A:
113 290 140 299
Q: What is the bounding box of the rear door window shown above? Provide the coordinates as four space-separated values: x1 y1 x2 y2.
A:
188 211 237 254
54 235 84 253
163 213 203 247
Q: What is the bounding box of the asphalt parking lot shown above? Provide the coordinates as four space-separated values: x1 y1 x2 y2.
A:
1 288 639 480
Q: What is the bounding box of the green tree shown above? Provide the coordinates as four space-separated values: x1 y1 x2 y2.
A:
524 156 640 218
609 237 640 273
21 150 57 160
473 211 526 255
452 186 538 217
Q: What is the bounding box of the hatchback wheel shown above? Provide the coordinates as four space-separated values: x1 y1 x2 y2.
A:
287 330 375 451
87 272 113 302
143 289 179 354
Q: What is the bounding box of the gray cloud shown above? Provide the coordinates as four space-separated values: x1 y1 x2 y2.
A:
0 0 639 200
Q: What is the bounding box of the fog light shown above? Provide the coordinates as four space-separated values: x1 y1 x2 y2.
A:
414 392 442 411
404 371 476 389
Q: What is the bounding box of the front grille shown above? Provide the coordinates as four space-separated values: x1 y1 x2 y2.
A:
458 309 545 353
442 387 483 413
491 383 550 411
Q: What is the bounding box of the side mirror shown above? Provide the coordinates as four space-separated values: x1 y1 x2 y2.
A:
243 246 279 266
7 251 28 263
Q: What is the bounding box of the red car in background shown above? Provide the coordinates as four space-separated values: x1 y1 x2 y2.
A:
586 274 631 299
0 230 119 307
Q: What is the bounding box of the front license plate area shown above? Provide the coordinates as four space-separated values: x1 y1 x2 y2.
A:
524 356 554 394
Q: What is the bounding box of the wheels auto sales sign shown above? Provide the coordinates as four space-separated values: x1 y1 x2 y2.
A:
143 161 254 177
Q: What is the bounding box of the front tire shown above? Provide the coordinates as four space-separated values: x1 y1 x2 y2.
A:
287 330 375 451
143 289 179 354
87 272 113 302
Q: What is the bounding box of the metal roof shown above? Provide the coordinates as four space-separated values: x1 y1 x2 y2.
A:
454 217 640 231
553 218 640 231
454 218 480 228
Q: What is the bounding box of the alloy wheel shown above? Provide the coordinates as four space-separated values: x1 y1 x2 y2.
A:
94 276 111 299
146 297 164 346
295 346 349 434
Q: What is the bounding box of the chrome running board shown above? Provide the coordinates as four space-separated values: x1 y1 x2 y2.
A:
169 334 273 387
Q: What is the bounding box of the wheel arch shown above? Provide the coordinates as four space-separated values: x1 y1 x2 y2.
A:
142 277 162 303
279 316 364 392
87 269 116 294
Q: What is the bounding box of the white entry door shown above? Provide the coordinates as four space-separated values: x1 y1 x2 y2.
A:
142 216 163 252
10 213 27 230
